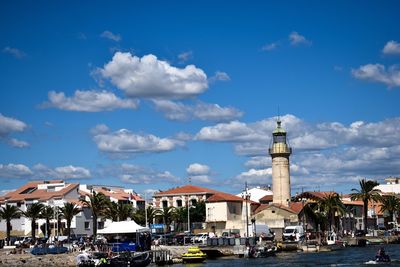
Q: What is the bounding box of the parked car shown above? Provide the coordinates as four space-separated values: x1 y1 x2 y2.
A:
194 233 209 244
282 225 304 241
14 237 32 247
174 233 192 245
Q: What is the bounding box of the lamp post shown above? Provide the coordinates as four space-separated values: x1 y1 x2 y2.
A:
187 195 191 233
241 182 251 237
144 192 148 228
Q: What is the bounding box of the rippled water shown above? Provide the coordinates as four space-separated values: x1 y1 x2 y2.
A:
172 244 400 267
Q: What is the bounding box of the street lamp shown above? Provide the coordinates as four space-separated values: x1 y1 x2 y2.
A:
241 182 251 238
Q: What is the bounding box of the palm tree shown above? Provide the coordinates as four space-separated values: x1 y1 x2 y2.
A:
190 201 206 222
380 195 400 228
351 179 381 232
104 201 119 221
22 202 44 241
59 202 81 243
117 203 133 221
131 208 146 226
316 193 345 232
0 204 21 245
173 207 187 232
145 206 158 226
104 202 133 222
159 206 175 232
80 191 108 238
41 206 54 238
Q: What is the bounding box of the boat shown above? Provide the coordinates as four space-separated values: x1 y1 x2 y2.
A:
301 241 320 252
248 245 277 258
108 251 151 267
181 246 207 263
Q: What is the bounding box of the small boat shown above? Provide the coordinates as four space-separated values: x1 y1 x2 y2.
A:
181 246 207 263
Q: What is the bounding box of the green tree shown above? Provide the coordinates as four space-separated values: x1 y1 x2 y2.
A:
59 202 81 243
41 206 54 238
159 206 175 232
104 201 119 221
316 193 345 232
104 202 134 222
131 208 146 226
80 191 108 238
173 207 187 232
351 179 381 232
145 206 158 226
190 201 206 222
380 195 400 228
0 204 21 245
22 202 44 241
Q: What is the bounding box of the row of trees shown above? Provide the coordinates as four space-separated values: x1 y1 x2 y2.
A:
305 179 400 234
81 192 206 237
0 202 80 246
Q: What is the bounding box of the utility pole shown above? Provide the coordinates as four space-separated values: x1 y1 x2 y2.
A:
144 192 148 228
242 182 250 237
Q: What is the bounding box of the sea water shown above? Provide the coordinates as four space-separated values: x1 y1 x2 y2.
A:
171 244 400 266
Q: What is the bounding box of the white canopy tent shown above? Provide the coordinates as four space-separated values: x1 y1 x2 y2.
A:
97 220 150 234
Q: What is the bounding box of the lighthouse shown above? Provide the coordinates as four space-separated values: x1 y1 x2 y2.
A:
269 119 292 207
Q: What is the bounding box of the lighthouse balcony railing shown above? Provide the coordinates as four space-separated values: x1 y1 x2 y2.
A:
268 147 292 154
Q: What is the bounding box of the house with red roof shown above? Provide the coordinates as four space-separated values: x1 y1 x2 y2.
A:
0 180 145 239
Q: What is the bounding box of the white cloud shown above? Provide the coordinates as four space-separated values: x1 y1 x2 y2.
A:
262 42 278 51
234 168 272 185
92 126 181 155
42 90 138 112
198 115 400 190
100 52 208 99
100 30 121 42
152 100 243 122
0 113 27 137
54 165 91 179
245 156 271 169
0 163 33 178
289 31 312 46
209 71 230 82
351 64 400 88
115 163 180 184
382 40 400 55
189 175 212 184
9 138 29 148
33 164 91 179
186 163 210 175
178 51 193 63
3 46 26 59
90 124 110 135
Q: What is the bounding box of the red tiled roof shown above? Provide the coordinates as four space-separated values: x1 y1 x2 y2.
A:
296 191 337 201
206 192 245 202
342 200 364 206
254 203 300 215
259 195 273 201
0 181 78 203
289 202 305 214
154 184 219 196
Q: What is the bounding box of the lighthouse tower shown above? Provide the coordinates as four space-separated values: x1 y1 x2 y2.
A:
269 119 292 207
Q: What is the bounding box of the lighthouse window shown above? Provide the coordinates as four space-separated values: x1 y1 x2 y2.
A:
274 135 286 143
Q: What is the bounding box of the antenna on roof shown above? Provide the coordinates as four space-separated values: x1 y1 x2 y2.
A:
188 176 192 185
277 106 281 122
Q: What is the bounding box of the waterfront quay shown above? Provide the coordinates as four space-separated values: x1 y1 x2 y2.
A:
1 236 400 267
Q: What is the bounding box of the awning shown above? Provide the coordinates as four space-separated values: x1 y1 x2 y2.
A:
97 220 150 234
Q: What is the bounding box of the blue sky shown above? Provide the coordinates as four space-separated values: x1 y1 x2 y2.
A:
1 1 400 197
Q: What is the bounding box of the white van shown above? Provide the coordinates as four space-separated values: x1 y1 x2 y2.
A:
282 225 304 241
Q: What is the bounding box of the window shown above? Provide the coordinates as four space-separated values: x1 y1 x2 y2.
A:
162 200 168 208
176 200 182 207
98 221 104 229
84 222 90 230
20 187 36 194
191 199 197 206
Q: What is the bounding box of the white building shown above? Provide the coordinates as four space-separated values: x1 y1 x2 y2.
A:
375 177 400 194
235 186 273 203
0 180 144 239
